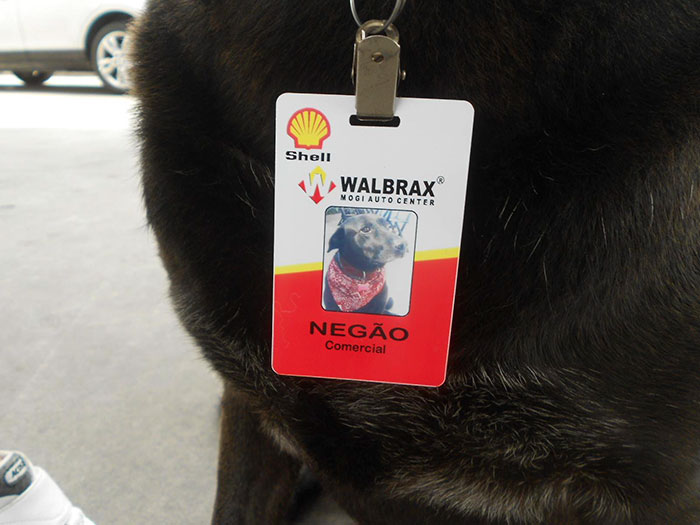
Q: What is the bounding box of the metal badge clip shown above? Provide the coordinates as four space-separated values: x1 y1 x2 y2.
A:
352 20 404 122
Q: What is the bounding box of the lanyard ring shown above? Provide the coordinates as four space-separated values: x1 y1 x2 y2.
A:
350 0 407 33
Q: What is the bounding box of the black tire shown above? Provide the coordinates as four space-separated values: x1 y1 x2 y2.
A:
90 20 132 94
14 71 53 86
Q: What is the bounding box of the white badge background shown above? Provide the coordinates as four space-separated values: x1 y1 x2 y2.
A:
275 93 474 271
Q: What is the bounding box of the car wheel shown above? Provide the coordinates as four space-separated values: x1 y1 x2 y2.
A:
91 21 132 94
14 71 53 86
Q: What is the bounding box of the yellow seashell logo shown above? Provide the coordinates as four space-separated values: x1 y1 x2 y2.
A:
287 108 331 150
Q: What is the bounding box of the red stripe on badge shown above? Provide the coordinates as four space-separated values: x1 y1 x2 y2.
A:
272 257 459 387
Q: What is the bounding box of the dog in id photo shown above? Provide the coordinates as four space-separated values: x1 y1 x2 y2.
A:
322 208 415 316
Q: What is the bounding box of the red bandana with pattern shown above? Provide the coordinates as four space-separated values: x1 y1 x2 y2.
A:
327 257 386 312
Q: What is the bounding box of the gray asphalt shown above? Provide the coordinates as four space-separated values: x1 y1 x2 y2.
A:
0 73 352 524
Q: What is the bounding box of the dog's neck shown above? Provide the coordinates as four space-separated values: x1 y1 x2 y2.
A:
335 253 380 281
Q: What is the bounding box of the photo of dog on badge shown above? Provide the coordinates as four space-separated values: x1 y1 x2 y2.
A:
322 207 416 316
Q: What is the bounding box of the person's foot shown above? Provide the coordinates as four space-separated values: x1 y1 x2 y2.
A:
0 451 95 525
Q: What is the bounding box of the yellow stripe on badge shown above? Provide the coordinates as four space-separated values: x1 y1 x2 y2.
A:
275 248 459 275
414 247 460 261
275 261 323 275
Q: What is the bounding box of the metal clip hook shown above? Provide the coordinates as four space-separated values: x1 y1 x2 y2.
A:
352 20 403 122
350 0 407 34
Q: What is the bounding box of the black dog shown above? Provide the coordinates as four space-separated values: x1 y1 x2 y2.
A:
131 1 700 523
324 213 406 314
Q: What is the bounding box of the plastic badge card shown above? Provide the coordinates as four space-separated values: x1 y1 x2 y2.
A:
273 93 474 386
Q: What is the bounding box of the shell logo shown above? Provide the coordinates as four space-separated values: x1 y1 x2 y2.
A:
287 108 331 150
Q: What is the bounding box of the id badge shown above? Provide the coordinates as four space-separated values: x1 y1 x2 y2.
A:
272 93 474 386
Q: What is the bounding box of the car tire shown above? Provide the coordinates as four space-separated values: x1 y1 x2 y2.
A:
90 21 132 94
14 71 53 86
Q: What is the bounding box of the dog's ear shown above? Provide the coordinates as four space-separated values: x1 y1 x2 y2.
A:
328 227 345 252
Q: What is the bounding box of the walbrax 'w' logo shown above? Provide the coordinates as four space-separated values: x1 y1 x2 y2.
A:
287 108 330 150
299 166 336 204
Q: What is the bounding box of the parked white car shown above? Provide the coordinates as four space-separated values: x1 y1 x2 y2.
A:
0 1 146 93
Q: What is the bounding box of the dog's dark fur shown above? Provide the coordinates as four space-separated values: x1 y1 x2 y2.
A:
131 1 700 523
324 213 406 314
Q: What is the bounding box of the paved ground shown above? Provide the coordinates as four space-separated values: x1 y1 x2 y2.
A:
0 73 352 524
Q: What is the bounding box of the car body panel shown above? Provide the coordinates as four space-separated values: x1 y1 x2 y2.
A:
0 0 146 78
15 1 146 51
0 1 24 52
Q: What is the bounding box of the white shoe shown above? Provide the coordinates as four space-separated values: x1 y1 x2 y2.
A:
0 451 95 525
